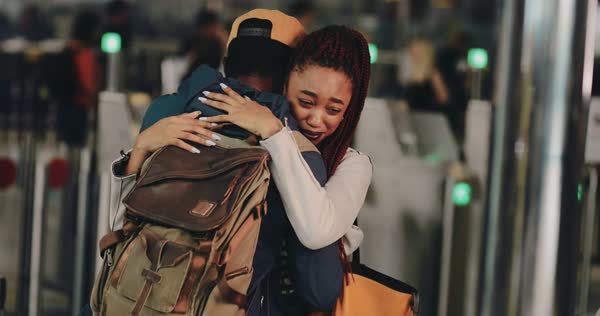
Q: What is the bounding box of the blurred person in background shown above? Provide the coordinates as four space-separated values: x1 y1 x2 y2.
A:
17 5 53 41
161 9 227 94
184 9 228 70
289 0 317 30
400 37 449 112
193 9 228 45
55 11 102 146
436 30 472 140
179 34 224 81
179 9 228 56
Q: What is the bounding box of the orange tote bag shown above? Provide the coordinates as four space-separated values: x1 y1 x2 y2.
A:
333 247 419 316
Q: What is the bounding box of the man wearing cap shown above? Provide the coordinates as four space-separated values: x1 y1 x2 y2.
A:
108 9 342 315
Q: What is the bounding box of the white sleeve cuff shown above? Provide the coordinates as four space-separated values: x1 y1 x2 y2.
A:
259 126 292 151
109 149 136 231
343 225 364 256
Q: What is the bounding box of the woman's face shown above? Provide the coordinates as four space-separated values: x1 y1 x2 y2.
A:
285 65 353 145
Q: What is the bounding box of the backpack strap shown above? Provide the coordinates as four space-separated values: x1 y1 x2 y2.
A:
291 131 319 153
214 202 267 308
99 230 124 258
217 278 247 308
217 130 318 153
98 221 139 258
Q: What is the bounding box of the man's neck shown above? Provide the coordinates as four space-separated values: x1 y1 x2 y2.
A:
235 75 274 93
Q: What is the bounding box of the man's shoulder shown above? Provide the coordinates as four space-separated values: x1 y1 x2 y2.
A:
140 93 184 131
253 91 291 121
177 65 223 103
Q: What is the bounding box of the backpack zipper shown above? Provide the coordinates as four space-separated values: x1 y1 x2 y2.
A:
106 248 113 267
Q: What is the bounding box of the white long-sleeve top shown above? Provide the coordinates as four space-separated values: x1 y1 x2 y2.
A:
260 127 372 251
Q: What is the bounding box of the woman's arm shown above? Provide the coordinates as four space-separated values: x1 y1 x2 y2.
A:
200 87 372 249
125 111 222 174
260 128 372 249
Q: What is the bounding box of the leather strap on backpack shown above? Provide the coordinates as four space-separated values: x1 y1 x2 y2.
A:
217 277 247 308
99 231 123 258
98 221 139 258
292 131 319 153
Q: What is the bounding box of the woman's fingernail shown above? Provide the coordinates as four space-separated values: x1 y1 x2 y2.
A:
206 140 217 146
212 134 221 140
198 97 207 102
211 123 218 127
219 83 228 90
199 117 208 121
191 148 200 154
244 96 251 101
202 91 210 96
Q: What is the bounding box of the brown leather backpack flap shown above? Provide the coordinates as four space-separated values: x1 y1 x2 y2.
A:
123 146 269 233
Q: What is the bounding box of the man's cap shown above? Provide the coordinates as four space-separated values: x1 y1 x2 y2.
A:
226 9 305 50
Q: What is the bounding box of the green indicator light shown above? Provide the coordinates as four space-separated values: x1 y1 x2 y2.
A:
578 183 582 202
101 32 122 54
453 182 472 206
368 43 378 64
468 48 488 69
424 154 442 164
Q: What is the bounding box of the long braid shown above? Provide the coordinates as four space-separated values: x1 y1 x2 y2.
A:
286 26 371 277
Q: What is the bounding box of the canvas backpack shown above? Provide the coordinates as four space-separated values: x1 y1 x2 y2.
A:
90 132 317 316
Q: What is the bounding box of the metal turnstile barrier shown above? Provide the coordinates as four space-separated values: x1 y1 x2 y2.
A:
0 38 100 316
354 98 461 316
0 136 28 316
354 97 497 316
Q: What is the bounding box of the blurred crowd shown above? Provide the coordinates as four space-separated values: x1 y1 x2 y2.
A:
378 31 476 143
0 0 487 148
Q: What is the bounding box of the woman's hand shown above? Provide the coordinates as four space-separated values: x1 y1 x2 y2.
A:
135 111 222 153
126 111 223 174
198 83 283 139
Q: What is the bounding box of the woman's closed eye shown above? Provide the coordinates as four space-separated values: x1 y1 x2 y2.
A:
327 107 342 115
299 99 314 107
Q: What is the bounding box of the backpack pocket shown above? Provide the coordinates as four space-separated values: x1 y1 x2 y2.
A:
123 146 269 233
106 226 207 314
